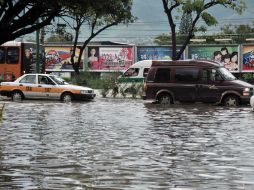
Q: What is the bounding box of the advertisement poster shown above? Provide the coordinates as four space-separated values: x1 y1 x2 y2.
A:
188 45 239 72
136 46 184 61
242 45 254 71
87 46 133 71
44 46 83 72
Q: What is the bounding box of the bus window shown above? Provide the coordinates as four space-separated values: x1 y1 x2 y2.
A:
7 47 19 64
0 48 5 64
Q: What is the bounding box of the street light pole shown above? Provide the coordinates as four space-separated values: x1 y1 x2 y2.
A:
36 26 40 73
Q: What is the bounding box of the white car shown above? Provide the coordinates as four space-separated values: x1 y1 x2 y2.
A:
0 74 96 102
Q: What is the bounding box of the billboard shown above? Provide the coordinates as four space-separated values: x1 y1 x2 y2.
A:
87 46 134 71
44 46 83 72
242 45 254 72
188 45 239 72
136 46 183 61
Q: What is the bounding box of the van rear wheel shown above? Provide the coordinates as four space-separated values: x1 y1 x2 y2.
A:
158 93 172 105
223 95 239 106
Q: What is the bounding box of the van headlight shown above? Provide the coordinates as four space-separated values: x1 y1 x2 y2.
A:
243 88 250 96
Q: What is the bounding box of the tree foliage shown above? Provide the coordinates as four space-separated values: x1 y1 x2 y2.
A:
60 0 135 75
162 0 246 60
0 0 64 45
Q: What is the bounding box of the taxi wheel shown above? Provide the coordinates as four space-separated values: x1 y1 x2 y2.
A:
61 93 73 103
12 91 23 101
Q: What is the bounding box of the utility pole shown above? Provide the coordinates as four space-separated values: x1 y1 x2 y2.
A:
36 25 40 73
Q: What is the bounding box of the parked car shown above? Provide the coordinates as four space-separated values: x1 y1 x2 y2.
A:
143 60 253 106
0 74 96 102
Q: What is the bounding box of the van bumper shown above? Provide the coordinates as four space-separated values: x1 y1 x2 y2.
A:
241 96 252 105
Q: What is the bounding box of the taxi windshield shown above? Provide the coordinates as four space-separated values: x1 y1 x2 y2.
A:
49 75 68 85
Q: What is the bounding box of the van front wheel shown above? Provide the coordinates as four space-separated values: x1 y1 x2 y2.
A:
223 95 239 106
158 93 172 105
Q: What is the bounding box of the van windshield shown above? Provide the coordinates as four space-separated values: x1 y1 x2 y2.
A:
219 67 236 81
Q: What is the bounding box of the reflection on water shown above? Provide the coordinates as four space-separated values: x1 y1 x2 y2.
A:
0 99 254 189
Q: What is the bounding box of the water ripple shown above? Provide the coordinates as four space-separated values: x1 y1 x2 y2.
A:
0 100 254 189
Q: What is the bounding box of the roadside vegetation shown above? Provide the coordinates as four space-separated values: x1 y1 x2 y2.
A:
65 72 144 99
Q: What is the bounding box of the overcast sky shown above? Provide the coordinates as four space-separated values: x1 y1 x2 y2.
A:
84 0 254 44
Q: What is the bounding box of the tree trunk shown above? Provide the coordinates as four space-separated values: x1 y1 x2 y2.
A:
70 25 81 75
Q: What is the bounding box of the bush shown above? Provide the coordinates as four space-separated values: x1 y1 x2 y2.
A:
68 72 144 99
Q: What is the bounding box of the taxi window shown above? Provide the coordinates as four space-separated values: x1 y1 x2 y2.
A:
0 48 5 64
20 75 36 84
39 75 55 85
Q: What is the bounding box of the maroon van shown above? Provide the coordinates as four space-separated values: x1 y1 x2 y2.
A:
143 60 253 106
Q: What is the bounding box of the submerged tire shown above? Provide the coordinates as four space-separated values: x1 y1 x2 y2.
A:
12 91 23 101
158 93 172 105
223 95 239 106
61 93 73 103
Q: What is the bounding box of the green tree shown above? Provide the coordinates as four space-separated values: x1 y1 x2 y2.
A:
179 12 193 35
162 0 246 60
0 0 63 45
219 24 254 43
61 0 135 75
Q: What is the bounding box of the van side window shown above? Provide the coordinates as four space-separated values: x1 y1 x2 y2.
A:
143 68 150 77
124 68 139 77
175 68 199 82
154 68 171 82
202 69 222 81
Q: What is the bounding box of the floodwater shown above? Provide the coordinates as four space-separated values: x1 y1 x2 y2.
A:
0 98 254 190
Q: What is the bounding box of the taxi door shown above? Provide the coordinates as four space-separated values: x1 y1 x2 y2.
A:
18 75 39 98
37 75 58 99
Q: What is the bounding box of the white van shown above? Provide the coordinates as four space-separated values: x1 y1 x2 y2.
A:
117 60 152 93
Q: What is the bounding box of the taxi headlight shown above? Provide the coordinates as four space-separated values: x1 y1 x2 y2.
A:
80 90 93 94
81 90 88 94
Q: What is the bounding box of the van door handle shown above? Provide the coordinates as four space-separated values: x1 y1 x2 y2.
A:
208 85 218 90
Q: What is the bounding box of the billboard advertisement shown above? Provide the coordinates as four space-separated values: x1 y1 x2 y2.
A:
44 46 83 72
87 46 133 71
188 45 239 72
242 45 254 72
136 46 184 61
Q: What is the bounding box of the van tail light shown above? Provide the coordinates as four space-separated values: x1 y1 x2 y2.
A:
144 82 147 92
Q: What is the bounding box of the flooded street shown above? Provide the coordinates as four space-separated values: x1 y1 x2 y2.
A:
1 98 254 190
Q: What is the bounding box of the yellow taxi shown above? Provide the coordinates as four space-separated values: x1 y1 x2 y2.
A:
0 74 96 102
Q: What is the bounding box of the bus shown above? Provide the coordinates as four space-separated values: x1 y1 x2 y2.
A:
0 41 44 81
